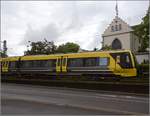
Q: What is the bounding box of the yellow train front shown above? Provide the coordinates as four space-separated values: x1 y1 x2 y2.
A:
1 50 137 78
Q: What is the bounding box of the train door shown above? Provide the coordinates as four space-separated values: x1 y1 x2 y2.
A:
56 57 61 72
115 55 122 74
2 61 4 72
62 56 67 72
2 61 9 72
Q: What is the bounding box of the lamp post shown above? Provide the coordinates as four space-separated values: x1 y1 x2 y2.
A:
0 40 7 57
0 41 4 52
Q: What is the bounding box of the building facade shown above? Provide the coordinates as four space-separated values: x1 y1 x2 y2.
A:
102 16 141 52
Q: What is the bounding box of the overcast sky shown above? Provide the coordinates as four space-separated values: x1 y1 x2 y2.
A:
1 1 149 56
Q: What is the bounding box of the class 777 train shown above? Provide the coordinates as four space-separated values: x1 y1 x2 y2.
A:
1 50 137 78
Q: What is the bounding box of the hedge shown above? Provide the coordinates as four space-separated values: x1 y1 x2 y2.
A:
137 64 149 78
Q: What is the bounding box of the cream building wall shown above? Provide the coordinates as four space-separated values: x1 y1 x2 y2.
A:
102 16 140 52
135 52 149 64
130 33 141 52
103 32 131 50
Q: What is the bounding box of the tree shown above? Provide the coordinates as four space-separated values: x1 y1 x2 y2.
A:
93 47 98 51
24 40 80 55
101 45 112 50
24 39 57 55
0 52 8 58
56 42 80 53
132 7 149 52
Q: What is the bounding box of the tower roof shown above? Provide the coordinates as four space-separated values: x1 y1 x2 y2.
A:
115 0 119 17
102 16 133 37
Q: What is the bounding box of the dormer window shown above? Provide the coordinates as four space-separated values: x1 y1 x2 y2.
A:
111 26 114 32
115 25 118 31
111 24 121 32
119 24 122 30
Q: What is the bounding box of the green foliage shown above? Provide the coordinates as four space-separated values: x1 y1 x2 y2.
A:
24 39 57 55
137 64 149 78
141 59 149 64
56 42 80 53
0 52 8 58
133 7 149 52
24 39 80 55
101 45 112 50
93 48 98 51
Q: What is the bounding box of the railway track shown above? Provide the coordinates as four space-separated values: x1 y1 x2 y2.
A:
2 77 149 95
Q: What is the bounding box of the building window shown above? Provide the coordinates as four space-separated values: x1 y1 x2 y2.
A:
112 38 122 49
115 25 118 31
111 26 114 32
119 24 122 30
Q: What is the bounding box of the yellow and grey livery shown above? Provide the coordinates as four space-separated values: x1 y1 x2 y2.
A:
1 50 137 77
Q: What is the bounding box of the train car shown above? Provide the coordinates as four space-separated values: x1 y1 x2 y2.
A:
62 50 137 77
1 56 20 76
1 50 137 78
19 54 58 76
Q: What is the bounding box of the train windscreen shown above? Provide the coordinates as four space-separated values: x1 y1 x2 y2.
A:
110 52 133 68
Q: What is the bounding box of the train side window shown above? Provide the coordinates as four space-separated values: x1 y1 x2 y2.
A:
44 60 54 67
28 61 33 68
21 61 33 68
40 61 45 67
43 61 48 67
84 58 98 67
34 60 41 67
31 60 56 68
99 58 109 66
68 58 83 67
32 60 44 68
52 60 56 67
76 59 83 67
49 60 56 67
10 62 16 68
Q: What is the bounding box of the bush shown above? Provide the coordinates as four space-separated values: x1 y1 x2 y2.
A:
141 59 149 64
137 64 149 78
